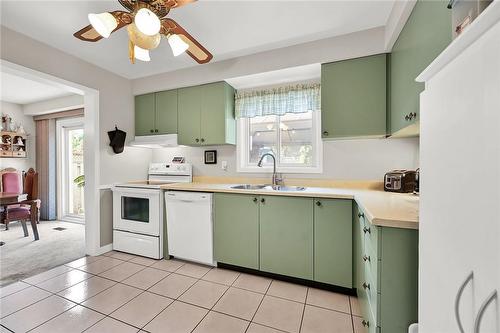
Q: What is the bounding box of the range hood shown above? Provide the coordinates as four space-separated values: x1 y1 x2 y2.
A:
129 134 178 148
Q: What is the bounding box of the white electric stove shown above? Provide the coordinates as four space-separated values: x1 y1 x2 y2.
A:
112 163 192 259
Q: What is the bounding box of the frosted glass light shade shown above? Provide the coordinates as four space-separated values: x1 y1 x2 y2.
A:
134 46 151 61
168 34 189 56
88 12 117 38
134 8 161 36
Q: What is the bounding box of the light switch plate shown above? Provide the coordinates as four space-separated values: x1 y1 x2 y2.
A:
221 161 228 171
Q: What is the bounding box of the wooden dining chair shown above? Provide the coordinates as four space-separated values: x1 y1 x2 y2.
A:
0 168 41 234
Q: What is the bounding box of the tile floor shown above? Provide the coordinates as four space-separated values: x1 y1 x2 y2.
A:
0 251 367 333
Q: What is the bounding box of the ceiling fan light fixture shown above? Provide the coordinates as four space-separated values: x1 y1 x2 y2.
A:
168 34 189 56
134 45 151 62
134 8 161 36
88 12 117 38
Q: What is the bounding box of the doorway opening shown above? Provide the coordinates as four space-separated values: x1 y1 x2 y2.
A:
57 117 85 223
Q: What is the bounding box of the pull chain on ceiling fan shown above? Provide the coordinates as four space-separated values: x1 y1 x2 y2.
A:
74 0 212 64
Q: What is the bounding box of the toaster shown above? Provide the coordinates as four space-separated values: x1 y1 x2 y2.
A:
384 170 417 193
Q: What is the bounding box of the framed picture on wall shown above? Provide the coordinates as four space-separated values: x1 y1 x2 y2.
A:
204 150 217 164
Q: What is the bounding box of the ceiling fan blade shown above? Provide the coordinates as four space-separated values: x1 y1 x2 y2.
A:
161 18 213 64
73 11 132 42
170 0 197 8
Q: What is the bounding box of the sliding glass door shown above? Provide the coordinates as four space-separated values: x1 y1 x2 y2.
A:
57 117 85 223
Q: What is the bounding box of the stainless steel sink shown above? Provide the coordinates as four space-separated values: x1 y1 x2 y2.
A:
230 184 268 190
268 185 306 192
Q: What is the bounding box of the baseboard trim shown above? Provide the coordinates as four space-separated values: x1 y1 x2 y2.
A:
217 262 356 296
91 244 112 256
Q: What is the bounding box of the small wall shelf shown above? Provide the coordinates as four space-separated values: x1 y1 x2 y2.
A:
1 131 27 158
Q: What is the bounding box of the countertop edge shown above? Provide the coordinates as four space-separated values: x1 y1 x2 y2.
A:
162 184 419 230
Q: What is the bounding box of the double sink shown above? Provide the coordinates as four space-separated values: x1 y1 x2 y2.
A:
231 184 306 192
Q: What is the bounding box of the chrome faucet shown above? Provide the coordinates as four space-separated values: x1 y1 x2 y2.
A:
257 153 283 186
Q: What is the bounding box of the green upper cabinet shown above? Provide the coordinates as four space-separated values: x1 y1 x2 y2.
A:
313 198 353 288
214 193 260 270
178 85 202 146
389 0 451 135
155 89 178 135
135 90 178 136
259 195 313 280
321 54 387 139
178 82 235 146
135 93 156 136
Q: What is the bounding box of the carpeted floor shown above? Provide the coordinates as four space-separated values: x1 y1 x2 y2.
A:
0 220 85 286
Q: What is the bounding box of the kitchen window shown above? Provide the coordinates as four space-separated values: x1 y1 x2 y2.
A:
236 84 322 173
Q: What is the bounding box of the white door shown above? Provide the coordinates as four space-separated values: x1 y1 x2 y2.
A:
113 187 161 236
56 117 85 223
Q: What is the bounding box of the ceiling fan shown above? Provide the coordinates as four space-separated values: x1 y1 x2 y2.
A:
73 0 213 64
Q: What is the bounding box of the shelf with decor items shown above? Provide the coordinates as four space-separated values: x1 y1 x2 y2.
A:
1 131 27 158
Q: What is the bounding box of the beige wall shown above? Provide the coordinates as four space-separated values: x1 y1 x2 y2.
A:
0 26 152 186
0 101 36 171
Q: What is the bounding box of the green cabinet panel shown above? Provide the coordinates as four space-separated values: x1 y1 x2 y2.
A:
214 193 260 269
389 0 451 135
155 89 178 135
321 54 387 139
178 86 202 146
313 198 352 288
353 202 418 333
378 227 418 332
135 93 156 136
178 82 235 146
260 196 313 280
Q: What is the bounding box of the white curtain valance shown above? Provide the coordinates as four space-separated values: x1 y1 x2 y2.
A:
235 83 320 118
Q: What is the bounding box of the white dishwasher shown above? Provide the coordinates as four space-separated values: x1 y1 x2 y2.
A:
165 191 215 266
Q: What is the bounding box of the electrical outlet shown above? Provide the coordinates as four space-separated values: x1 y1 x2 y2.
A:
221 161 228 171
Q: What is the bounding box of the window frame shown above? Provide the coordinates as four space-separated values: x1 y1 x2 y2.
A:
236 111 323 174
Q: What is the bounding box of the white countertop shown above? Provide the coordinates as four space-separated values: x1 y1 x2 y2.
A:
161 182 419 230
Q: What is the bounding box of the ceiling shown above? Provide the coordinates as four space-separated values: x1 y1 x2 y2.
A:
0 1 396 80
1 72 73 104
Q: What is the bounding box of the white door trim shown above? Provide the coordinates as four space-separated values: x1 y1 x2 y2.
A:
1 60 102 256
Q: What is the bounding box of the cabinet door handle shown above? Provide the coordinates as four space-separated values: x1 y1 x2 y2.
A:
455 271 473 333
363 255 371 262
155 129 158 133
405 114 410 121
150 129 154 133
260 198 265 204
362 282 370 290
474 290 498 333
315 201 322 207
358 212 364 218
323 130 329 136
362 320 370 327
200 138 205 143
363 227 371 234
195 138 200 143
253 197 258 203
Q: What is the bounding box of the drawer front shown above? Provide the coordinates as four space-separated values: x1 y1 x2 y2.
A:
113 230 162 259
357 286 379 333
362 244 380 292
362 266 379 322
363 223 379 260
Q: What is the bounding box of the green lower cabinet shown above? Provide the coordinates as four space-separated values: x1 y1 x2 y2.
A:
313 198 352 288
353 203 418 333
259 196 313 280
214 193 259 269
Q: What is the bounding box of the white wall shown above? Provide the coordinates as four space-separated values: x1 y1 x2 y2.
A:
0 101 36 171
152 137 419 181
23 94 84 116
0 26 152 185
133 27 386 94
